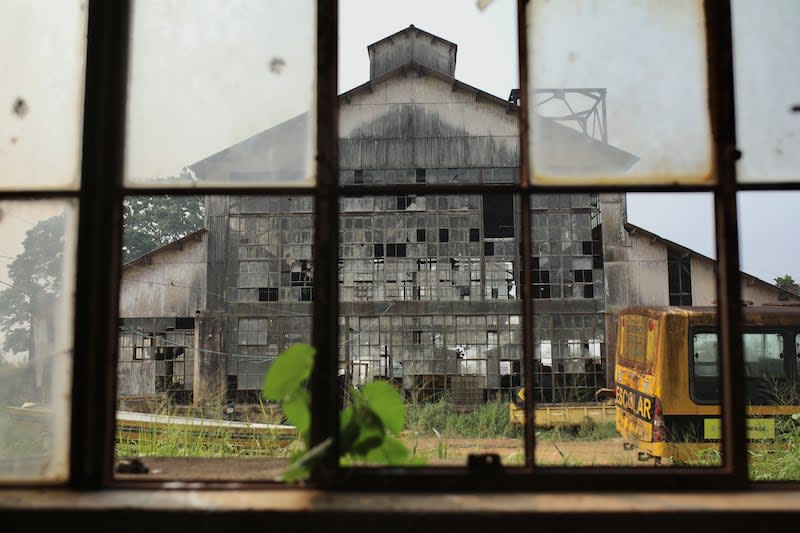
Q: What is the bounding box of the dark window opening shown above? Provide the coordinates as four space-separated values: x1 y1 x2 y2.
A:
354 169 364 184
226 375 238 402
413 330 422 344
533 284 551 299
258 287 279 301
300 287 312 301
532 270 550 284
483 193 514 238
469 228 480 242
532 260 550 299
417 228 426 242
175 317 195 330
291 260 313 287
439 229 449 242
484 242 494 256
415 168 426 183
668 248 692 305
591 224 604 269
397 194 415 210
387 243 406 257
374 243 384 258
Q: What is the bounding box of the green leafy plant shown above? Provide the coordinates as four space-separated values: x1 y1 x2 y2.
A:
261 343 419 482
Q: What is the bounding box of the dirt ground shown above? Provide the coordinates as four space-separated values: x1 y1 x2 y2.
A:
116 436 653 481
407 436 649 467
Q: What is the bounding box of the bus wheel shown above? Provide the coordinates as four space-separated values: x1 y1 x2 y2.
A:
654 456 663 467
637 452 652 462
623 442 635 451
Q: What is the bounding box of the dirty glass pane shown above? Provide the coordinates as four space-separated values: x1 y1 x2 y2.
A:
0 200 77 482
0 0 87 190
526 0 711 185
115 195 311 481
531 192 722 467
732 0 800 183
337 194 523 467
739 191 800 481
338 0 519 186
125 1 316 187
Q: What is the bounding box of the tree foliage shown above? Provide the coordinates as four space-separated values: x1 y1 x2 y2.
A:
0 188 204 356
774 275 800 296
122 194 205 262
0 212 65 354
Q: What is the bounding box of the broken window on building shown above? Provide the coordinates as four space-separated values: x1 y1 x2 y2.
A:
668 248 693 305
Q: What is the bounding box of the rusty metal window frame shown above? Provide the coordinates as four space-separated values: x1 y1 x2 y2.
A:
8 0 781 492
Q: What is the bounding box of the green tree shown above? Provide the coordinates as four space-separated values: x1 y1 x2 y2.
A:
0 212 65 355
122 194 205 262
774 275 800 295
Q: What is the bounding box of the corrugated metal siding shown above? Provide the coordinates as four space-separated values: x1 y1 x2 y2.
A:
604 231 669 311
742 281 794 305
370 31 455 79
690 257 718 304
206 196 229 310
341 77 518 169
116 333 156 396
119 234 207 317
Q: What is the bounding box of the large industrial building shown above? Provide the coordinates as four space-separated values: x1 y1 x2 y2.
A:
117 26 798 406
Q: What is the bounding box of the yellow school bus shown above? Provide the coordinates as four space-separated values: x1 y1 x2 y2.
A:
614 305 800 463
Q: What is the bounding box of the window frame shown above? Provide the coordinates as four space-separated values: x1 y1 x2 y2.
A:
3 0 790 493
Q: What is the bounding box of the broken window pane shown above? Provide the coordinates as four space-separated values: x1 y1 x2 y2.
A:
0 0 87 189
526 0 711 185
124 0 316 187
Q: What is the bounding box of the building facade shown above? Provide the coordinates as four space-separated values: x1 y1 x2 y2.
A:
116 26 798 405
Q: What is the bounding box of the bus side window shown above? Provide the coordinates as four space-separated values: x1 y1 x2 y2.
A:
692 333 720 402
692 333 719 377
744 333 789 404
743 333 785 379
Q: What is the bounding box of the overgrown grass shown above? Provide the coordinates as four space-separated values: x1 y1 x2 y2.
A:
115 399 294 458
536 418 619 442
748 417 800 481
108 394 800 480
404 397 523 439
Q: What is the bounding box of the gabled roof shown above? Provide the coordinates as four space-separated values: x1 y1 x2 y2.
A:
367 24 458 55
340 60 508 106
122 228 207 270
187 27 638 179
624 222 800 301
188 112 310 184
